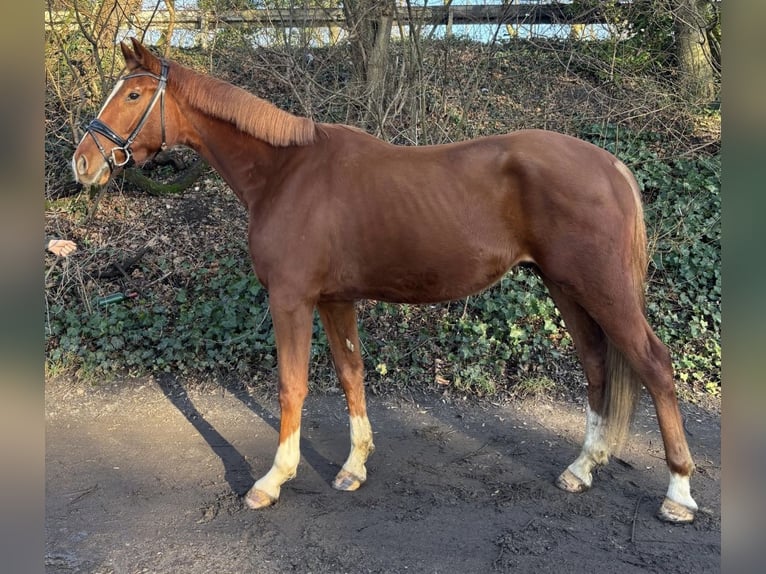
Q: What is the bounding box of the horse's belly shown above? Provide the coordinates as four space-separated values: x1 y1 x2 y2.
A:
326 249 519 304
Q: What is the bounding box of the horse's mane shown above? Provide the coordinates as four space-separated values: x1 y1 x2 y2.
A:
169 62 316 147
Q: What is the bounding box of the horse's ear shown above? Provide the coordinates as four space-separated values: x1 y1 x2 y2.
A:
129 38 160 71
120 40 139 71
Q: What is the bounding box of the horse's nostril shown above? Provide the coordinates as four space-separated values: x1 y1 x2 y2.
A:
77 155 88 174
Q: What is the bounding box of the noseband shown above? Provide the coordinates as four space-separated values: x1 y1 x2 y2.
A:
86 60 169 170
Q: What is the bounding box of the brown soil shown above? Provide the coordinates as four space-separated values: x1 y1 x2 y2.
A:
45 376 719 573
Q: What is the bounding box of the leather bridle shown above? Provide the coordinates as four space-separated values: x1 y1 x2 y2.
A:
86 60 169 170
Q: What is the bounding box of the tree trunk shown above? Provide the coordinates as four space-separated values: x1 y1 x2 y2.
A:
674 0 718 102
157 0 176 57
343 0 395 132
124 157 209 197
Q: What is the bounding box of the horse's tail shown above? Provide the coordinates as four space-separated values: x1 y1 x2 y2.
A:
603 160 648 450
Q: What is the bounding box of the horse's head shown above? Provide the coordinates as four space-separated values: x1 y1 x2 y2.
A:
72 38 171 187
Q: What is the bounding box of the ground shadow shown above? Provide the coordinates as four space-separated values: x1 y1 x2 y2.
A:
156 374 339 496
156 374 253 495
219 377 341 486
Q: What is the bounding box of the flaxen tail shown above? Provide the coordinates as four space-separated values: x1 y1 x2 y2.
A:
603 161 648 451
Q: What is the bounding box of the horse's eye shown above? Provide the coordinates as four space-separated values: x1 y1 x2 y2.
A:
128 92 140 101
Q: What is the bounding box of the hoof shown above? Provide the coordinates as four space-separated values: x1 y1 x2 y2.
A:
243 488 277 510
658 497 696 524
332 469 364 492
555 468 590 493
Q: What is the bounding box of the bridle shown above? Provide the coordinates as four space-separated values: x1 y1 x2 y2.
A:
86 60 169 170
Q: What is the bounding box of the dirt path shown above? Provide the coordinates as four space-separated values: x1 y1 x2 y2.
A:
45 376 720 573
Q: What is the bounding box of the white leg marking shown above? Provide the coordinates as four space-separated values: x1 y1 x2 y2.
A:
341 415 374 481
253 430 301 501
567 406 610 486
666 471 698 510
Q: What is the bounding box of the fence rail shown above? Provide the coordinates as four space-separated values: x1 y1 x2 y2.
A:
45 3 627 31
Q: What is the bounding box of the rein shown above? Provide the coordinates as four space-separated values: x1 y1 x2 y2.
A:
86 60 169 170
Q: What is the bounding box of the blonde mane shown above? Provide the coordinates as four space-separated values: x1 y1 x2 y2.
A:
169 62 316 147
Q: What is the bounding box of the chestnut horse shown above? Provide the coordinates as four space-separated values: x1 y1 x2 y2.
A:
72 39 697 523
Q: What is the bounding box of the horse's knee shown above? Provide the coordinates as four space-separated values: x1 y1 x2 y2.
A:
279 382 308 409
336 359 364 387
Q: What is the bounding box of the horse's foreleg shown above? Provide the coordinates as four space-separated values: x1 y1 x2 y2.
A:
317 301 375 492
244 299 313 509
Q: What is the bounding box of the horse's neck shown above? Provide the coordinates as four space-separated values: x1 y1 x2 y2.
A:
180 109 282 208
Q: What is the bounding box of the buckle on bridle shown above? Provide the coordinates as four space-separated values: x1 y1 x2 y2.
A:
110 146 133 168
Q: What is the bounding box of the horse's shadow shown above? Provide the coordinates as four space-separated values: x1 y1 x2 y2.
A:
156 374 337 497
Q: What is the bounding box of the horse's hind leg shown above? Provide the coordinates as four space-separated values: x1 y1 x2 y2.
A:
541 278 612 493
318 301 375 491
593 308 698 523
545 275 697 522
